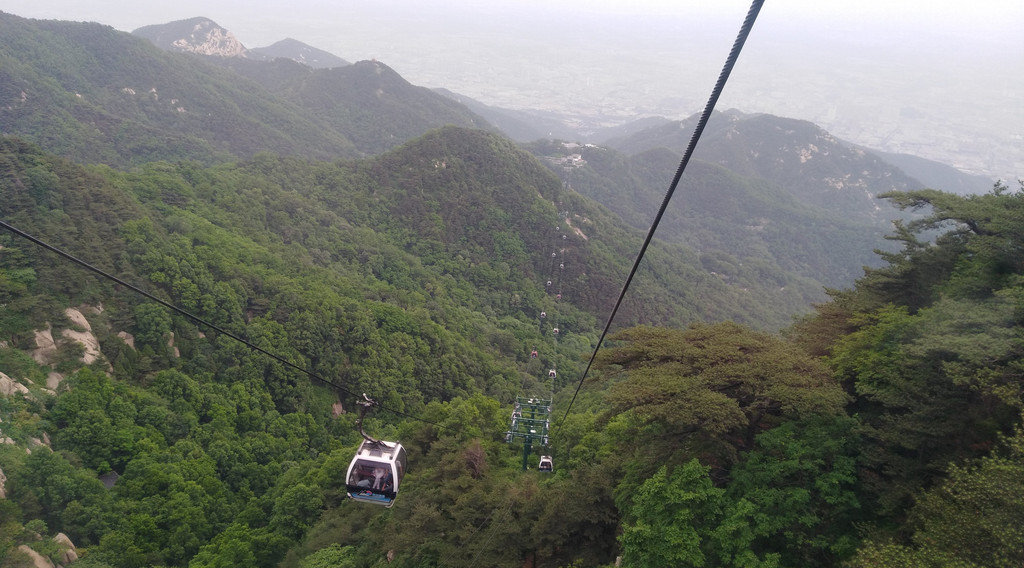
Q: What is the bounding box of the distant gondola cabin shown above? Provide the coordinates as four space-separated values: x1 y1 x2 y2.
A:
346 440 408 508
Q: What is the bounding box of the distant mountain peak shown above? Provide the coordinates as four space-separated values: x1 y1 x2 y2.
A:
249 38 350 69
133 17 248 58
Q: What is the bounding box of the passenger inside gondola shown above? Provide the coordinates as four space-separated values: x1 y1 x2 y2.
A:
349 461 387 491
379 470 393 492
372 467 388 489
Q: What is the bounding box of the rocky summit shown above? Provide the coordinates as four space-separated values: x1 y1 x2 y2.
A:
133 17 248 57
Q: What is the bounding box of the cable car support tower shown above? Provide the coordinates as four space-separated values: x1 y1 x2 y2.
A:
506 219 568 471
506 396 552 470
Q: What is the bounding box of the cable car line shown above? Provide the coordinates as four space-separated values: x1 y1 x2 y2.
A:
505 221 563 470
553 0 765 437
0 218 448 433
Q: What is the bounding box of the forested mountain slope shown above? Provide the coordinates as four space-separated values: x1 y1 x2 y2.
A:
0 123 831 427
212 59 493 155
874 148 996 195
6 130 1018 567
0 13 489 166
526 111 1001 298
0 123 838 566
526 139 893 298
1 108 1022 568
0 12 360 165
603 110 925 220
790 182 1024 566
249 38 351 69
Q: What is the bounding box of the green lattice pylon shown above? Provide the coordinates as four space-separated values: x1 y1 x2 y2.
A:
505 396 551 470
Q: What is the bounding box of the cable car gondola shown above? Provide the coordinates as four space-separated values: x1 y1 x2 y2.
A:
538 455 553 472
345 395 408 508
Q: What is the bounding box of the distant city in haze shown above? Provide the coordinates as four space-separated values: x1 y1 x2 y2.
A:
2 0 1022 181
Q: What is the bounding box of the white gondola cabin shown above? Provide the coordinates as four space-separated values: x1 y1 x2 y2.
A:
539 455 553 472
346 439 408 508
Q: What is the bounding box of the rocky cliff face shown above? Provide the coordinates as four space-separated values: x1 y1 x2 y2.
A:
133 17 248 57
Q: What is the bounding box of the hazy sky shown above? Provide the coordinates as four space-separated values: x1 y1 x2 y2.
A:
2 0 1022 178
3 0 1022 31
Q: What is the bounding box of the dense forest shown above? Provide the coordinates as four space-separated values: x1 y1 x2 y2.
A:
2 130 1022 567
1 10 1022 568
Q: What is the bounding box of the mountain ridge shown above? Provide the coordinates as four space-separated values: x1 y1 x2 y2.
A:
250 38 350 69
132 17 248 57
0 12 490 164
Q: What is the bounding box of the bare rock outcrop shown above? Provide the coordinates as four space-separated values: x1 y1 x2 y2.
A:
61 307 102 364
31 326 57 365
54 533 79 564
64 307 92 331
0 371 30 397
117 331 135 349
173 24 247 57
46 372 64 390
15 545 54 568
168 331 180 358
134 18 249 58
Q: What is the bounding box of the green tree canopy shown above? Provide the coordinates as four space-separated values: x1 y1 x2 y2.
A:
599 323 847 472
